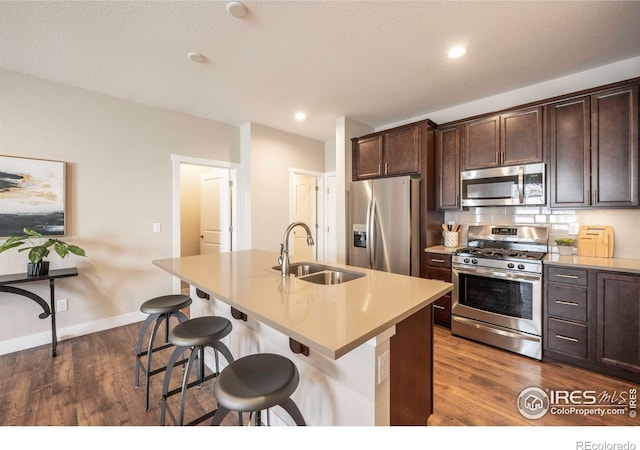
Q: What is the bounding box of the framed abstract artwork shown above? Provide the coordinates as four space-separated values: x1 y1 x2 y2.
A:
0 155 66 237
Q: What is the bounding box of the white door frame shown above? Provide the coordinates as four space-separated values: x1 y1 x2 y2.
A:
171 154 239 293
289 168 326 262
324 171 337 263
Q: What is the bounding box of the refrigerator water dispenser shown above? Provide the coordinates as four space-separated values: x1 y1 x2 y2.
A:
353 231 367 248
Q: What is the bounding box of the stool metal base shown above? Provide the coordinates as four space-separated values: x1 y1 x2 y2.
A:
135 309 189 410
160 317 234 426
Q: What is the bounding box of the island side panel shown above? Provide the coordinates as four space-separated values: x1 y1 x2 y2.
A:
390 305 433 425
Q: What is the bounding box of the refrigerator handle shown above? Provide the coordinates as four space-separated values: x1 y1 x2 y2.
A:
369 199 376 269
367 198 374 269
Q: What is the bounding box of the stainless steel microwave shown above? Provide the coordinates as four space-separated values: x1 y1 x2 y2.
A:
460 163 545 207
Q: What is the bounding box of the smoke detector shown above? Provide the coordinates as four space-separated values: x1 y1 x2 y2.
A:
226 2 248 18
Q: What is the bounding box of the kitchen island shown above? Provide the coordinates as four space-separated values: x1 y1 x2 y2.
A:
153 249 452 426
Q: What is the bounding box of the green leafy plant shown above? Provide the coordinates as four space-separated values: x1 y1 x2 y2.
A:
555 237 576 247
0 228 86 263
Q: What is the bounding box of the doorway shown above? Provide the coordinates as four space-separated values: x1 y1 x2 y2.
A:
172 155 238 294
289 169 336 262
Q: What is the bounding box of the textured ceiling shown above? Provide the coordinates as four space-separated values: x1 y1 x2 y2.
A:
1 1 639 141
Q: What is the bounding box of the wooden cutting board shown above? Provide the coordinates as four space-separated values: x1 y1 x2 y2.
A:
577 225 614 258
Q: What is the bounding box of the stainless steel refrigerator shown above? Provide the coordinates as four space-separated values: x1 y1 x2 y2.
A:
348 176 421 276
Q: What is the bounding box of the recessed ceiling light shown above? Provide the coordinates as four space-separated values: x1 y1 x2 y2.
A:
188 52 206 63
447 46 467 59
226 2 248 18
295 112 306 121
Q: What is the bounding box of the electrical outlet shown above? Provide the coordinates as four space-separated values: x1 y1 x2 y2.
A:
56 298 68 312
377 351 389 384
568 223 580 235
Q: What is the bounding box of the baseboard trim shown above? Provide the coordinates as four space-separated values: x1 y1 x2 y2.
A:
0 311 146 356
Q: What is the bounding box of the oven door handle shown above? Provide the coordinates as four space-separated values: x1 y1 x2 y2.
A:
453 265 541 282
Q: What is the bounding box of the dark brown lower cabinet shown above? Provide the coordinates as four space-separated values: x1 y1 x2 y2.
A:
425 252 452 328
544 265 640 383
596 272 640 377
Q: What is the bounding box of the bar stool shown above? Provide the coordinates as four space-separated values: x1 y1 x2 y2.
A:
134 294 192 410
160 316 234 426
210 353 306 426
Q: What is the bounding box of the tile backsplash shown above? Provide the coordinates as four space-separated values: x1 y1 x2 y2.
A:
444 207 640 259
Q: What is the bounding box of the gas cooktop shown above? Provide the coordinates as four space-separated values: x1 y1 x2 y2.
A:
455 247 546 261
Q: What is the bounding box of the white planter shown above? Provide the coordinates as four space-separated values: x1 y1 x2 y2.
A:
557 246 573 256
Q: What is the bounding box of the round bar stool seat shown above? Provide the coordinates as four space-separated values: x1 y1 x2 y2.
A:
134 294 192 411
141 295 192 315
210 353 306 426
160 316 234 426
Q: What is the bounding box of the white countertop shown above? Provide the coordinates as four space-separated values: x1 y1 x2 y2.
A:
426 245 640 275
544 253 640 274
153 250 452 360
424 245 462 254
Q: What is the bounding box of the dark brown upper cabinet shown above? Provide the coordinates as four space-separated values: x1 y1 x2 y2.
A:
591 85 639 208
352 134 384 179
462 106 543 171
462 115 500 170
436 125 461 210
549 84 638 208
352 123 421 181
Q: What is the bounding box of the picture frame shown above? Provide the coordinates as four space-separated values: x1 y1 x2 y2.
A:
0 155 66 237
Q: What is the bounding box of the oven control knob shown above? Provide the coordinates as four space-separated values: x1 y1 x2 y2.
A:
471 259 478 264
464 258 470 263
518 264 525 270
507 263 515 269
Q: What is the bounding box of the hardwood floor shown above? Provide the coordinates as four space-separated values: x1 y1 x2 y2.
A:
0 321 638 427
431 324 639 426
0 321 236 426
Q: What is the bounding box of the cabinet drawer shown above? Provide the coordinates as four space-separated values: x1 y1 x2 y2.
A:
426 253 452 268
426 267 451 282
432 295 451 326
547 318 588 359
547 284 587 322
547 266 588 286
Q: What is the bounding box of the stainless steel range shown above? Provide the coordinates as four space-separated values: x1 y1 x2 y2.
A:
451 225 548 360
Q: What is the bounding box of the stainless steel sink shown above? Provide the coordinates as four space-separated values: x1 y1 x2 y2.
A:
272 262 364 284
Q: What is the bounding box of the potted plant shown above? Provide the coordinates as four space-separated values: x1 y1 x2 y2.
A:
555 237 575 256
0 228 86 276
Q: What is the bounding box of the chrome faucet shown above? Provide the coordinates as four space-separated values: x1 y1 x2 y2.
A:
279 221 315 277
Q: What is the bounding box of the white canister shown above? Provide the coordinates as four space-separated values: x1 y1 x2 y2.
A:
443 231 459 247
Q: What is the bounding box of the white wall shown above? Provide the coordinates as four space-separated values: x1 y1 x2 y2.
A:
250 123 326 252
0 69 239 354
379 56 640 130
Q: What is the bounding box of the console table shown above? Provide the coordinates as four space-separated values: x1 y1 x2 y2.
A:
0 267 78 356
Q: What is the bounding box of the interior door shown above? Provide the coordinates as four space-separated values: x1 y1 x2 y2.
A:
200 169 231 254
292 173 317 260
